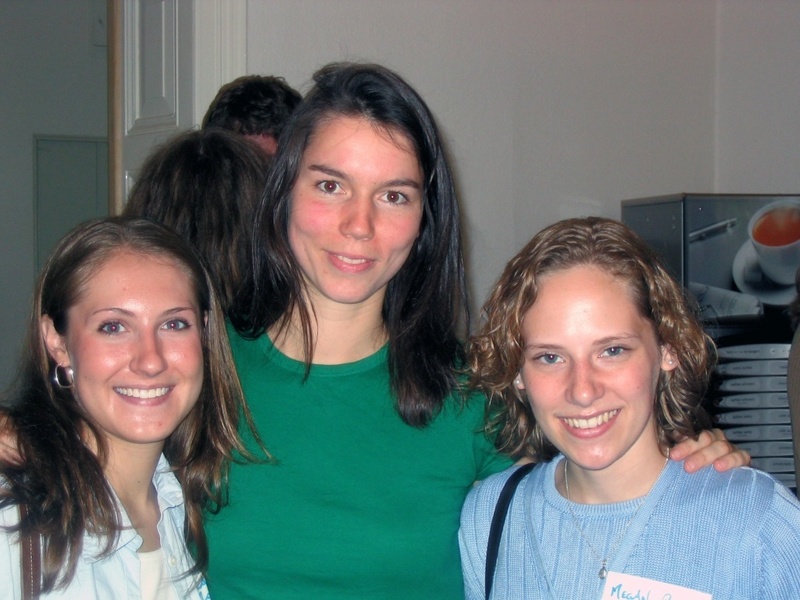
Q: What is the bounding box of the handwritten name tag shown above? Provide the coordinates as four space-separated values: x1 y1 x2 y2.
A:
602 571 712 600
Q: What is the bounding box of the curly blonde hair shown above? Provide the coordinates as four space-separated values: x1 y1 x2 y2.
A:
469 217 714 461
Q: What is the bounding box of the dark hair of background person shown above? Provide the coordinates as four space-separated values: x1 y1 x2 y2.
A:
231 62 468 428
469 216 714 461
0 217 263 592
202 74 302 140
123 128 269 316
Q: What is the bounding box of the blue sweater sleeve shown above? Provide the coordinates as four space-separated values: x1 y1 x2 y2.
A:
760 483 800 598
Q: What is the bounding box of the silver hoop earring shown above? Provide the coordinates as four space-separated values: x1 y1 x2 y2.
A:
52 364 74 389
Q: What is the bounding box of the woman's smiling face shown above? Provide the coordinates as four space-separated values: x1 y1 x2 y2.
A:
42 250 205 453
515 264 676 476
287 115 424 312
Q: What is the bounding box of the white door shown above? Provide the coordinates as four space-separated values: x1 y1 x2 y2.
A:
110 0 246 212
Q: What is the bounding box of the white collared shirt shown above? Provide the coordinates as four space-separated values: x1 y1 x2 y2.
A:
0 455 210 599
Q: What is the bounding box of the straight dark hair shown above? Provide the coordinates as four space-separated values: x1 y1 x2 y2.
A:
0 217 263 591
231 62 468 427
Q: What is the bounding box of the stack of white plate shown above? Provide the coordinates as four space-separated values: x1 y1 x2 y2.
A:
711 343 795 491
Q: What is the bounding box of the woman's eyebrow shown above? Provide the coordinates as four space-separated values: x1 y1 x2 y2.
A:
307 163 421 189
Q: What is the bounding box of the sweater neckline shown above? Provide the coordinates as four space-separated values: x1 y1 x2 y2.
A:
542 455 681 515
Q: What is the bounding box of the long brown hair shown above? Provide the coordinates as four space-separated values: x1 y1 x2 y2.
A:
0 217 263 591
469 217 713 461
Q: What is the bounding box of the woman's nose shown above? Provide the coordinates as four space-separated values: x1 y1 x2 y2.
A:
130 331 168 376
340 196 375 240
568 359 603 406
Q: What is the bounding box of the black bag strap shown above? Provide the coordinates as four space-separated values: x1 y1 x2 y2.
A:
484 462 535 599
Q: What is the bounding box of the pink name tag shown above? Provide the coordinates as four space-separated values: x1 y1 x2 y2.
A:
602 571 712 600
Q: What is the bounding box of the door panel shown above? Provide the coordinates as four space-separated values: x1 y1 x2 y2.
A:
121 0 192 203
110 0 247 213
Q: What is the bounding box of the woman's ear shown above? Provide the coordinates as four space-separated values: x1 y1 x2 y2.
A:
514 373 525 390
661 345 678 372
41 316 70 367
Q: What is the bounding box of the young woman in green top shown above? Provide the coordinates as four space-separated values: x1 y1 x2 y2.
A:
203 62 748 599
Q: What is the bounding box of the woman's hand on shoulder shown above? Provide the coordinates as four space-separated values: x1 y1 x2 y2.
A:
671 428 751 473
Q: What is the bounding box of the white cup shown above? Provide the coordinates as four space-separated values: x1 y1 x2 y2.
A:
748 198 800 286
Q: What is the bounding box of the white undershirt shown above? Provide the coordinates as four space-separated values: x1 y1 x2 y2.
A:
138 547 180 600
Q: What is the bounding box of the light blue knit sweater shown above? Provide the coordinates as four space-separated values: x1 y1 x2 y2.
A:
459 456 800 599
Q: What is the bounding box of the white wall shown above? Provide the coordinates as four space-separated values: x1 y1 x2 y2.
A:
244 0 720 314
0 1 107 389
716 1 800 193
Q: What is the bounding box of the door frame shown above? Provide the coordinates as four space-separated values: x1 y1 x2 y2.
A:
107 0 247 214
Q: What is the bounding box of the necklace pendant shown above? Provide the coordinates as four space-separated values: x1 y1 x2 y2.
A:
599 562 608 579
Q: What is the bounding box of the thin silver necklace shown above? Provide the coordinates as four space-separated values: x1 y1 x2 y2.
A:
563 450 669 580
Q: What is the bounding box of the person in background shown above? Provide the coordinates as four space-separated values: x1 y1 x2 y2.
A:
202 74 302 158
123 128 269 317
205 62 748 600
460 216 800 599
0 217 263 599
